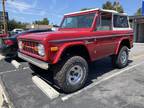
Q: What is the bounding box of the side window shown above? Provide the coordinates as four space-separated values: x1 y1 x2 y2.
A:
113 15 129 28
96 13 112 31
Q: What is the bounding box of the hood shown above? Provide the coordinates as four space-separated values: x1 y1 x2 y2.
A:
18 30 91 42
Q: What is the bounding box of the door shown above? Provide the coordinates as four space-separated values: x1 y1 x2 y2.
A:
92 12 116 60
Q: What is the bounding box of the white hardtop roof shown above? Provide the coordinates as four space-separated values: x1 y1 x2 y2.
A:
64 8 127 16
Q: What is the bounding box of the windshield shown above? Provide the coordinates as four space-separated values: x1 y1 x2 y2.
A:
61 13 95 28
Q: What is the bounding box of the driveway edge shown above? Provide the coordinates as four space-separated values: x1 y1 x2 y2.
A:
0 76 14 108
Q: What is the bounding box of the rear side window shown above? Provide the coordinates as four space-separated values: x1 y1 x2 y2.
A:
96 12 112 31
113 15 129 28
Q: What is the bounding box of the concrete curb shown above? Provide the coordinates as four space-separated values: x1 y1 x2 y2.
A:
0 55 5 61
0 83 4 107
0 77 14 108
134 43 144 45
11 60 21 69
32 76 60 100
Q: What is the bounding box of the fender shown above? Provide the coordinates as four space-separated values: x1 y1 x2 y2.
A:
115 37 130 55
52 41 88 64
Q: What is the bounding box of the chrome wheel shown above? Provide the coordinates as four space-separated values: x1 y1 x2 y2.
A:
120 50 127 65
67 65 85 85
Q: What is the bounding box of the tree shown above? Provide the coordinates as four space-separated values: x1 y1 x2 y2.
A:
8 19 27 31
102 1 124 13
33 18 49 25
80 8 93 11
102 1 113 10
113 1 124 13
136 8 142 15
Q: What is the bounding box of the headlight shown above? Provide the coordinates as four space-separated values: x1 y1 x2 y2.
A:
37 44 45 56
18 41 23 50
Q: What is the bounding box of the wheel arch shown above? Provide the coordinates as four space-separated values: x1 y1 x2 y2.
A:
52 42 91 64
115 38 131 55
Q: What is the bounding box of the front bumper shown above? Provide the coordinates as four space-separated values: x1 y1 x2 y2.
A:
18 52 49 70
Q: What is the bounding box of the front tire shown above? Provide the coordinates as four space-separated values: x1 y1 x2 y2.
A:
53 56 88 93
111 46 129 69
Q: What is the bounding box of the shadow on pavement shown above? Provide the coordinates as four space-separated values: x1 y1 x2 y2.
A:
31 57 133 94
4 56 26 63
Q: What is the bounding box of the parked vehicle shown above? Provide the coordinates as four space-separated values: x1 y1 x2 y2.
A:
12 29 24 34
18 8 133 93
0 34 9 37
0 29 52 56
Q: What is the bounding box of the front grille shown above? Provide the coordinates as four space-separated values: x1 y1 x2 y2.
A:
22 40 39 55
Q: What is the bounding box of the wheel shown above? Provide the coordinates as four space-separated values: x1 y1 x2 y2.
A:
29 63 43 73
53 56 88 93
111 46 129 69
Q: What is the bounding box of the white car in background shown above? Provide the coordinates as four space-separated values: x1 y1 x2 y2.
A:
12 29 24 34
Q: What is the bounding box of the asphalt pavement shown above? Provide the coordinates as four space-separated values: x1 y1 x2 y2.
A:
0 43 144 108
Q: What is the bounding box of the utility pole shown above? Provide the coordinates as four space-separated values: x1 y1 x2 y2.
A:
2 0 7 34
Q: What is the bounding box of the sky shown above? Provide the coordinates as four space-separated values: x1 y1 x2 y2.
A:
0 0 142 25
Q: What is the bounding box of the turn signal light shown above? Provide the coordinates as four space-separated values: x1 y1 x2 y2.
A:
50 47 58 52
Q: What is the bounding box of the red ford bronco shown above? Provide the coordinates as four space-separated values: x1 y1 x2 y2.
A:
18 8 133 93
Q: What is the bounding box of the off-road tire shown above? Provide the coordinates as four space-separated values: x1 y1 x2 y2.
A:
53 56 88 93
111 46 129 69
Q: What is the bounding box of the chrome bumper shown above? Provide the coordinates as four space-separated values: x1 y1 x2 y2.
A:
18 52 49 70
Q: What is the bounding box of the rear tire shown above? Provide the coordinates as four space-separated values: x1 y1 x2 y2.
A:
111 46 129 69
53 56 88 93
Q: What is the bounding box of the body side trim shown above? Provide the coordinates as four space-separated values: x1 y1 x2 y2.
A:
49 33 133 43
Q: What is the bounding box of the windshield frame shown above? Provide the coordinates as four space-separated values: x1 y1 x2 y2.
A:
60 12 97 29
